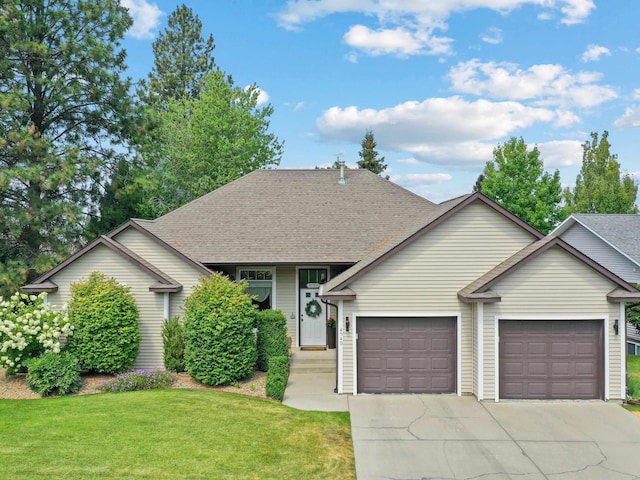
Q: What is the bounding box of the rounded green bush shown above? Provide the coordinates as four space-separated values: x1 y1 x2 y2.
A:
67 272 141 374
162 317 185 372
26 351 82 397
184 273 257 386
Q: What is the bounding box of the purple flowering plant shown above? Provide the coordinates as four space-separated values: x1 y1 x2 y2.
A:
101 369 176 393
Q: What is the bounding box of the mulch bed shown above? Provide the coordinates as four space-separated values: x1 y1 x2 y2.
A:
0 368 267 400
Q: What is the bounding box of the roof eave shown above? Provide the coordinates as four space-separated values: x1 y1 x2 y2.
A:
22 281 59 293
457 292 501 303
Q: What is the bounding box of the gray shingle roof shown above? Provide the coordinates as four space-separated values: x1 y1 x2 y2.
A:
571 214 640 264
139 169 437 264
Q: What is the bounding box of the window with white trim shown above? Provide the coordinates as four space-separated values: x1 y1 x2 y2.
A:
628 342 640 356
239 268 273 310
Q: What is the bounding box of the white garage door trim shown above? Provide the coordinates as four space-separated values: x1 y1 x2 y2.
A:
493 315 609 402
352 312 462 396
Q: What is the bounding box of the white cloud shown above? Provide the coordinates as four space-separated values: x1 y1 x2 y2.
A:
276 1 595 55
293 101 305 111
397 157 421 165
536 140 583 167
390 173 453 187
613 106 640 129
634 89 640 100
343 24 453 57
448 59 618 108
121 0 163 39
480 27 503 45
344 51 359 63
245 86 270 106
581 44 611 62
316 96 559 168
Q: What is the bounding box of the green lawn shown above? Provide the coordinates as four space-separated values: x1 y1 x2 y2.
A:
0 390 355 480
628 355 640 399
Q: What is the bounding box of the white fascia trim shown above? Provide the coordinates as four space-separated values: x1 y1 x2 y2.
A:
494 316 610 401
477 303 484 401
164 292 170 320
352 312 462 396
621 303 626 400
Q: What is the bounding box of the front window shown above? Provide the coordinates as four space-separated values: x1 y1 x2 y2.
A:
239 268 273 310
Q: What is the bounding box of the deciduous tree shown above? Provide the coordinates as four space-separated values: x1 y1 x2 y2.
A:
477 137 565 234
564 131 638 214
139 71 283 217
0 0 134 295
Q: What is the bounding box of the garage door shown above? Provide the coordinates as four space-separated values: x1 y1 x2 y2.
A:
499 320 603 399
357 316 456 394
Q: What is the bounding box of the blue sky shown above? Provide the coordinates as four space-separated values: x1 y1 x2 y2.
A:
120 0 639 202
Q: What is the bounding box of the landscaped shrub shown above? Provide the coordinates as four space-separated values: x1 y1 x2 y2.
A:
183 273 257 386
162 317 185 372
0 292 72 375
67 272 141 374
255 310 288 372
265 355 289 400
26 351 82 397
629 376 640 399
101 369 176 393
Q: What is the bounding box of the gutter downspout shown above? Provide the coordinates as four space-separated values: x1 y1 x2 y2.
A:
321 298 339 393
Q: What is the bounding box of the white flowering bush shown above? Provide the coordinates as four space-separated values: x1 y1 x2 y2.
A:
0 292 72 375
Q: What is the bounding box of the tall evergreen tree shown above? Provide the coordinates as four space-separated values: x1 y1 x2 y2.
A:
564 131 638 214
357 129 388 177
91 4 218 235
144 3 216 104
478 137 565 234
0 0 133 295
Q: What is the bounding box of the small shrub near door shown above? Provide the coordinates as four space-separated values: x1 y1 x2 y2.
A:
101 369 176 393
67 272 141 374
255 310 288 372
183 273 257 386
266 355 289 400
162 317 185 372
26 351 82 397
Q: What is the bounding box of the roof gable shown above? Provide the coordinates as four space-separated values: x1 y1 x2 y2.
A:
23 236 182 293
458 236 640 303
139 169 438 265
322 192 543 295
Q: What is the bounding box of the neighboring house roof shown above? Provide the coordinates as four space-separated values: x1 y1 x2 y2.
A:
458 236 640 303
321 193 543 298
552 214 640 268
23 235 183 293
138 169 437 265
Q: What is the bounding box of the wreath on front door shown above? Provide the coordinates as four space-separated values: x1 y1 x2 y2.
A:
305 299 322 318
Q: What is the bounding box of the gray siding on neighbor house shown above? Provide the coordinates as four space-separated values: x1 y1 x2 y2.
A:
340 201 536 395
484 246 623 400
45 244 166 369
560 223 640 283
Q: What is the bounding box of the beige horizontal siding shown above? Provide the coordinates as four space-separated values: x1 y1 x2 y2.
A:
114 228 207 321
46 244 165 370
275 266 296 342
341 201 536 394
484 246 622 400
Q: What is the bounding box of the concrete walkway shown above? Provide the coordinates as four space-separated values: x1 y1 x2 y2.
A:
281 371 349 411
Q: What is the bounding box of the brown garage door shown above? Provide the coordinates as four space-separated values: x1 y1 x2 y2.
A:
499 320 603 400
357 316 456 394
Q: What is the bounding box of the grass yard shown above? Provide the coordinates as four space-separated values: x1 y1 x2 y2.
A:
628 355 640 399
0 390 355 480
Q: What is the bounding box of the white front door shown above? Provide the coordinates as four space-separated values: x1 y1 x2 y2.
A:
300 287 326 346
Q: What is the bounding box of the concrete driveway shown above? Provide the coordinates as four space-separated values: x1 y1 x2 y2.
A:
349 395 640 480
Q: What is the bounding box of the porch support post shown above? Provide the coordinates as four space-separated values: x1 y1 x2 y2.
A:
477 302 484 401
164 292 170 321
621 302 626 400
337 300 344 394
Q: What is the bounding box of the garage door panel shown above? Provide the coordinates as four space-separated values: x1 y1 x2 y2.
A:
499 320 603 400
357 316 456 394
